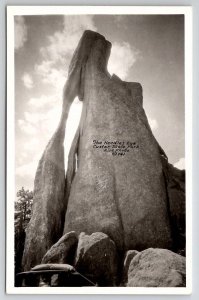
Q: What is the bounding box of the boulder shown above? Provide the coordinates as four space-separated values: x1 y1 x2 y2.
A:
127 248 186 287
41 231 78 264
64 30 172 251
75 232 118 286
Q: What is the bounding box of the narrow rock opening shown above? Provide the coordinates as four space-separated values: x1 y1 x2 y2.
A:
64 97 82 172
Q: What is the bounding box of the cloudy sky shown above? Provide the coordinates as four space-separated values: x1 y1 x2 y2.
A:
15 14 185 192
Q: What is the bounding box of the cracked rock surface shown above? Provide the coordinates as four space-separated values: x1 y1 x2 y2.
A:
63 30 172 251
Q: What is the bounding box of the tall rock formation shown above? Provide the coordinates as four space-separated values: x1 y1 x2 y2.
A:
22 118 67 271
63 30 172 251
22 31 99 271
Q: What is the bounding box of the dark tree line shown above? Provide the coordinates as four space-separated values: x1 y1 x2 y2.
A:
15 187 33 274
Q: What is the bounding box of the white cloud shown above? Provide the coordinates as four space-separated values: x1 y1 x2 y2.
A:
24 111 45 123
22 72 34 89
25 103 80 143
41 106 62 137
18 100 63 141
174 157 185 170
16 159 39 178
41 16 97 63
35 16 97 92
28 94 60 108
35 63 66 91
23 138 39 152
15 16 27 50
18 119 37 135
148 118 158 131
108 42 139 80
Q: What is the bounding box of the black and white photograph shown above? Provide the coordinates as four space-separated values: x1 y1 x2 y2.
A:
6 6 192 294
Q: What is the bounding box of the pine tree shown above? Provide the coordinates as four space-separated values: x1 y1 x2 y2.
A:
14 187 33 274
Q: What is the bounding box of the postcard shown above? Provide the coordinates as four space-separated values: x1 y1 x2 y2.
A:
6 5 192 294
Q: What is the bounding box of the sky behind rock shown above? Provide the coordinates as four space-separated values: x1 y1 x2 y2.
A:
15 14 185 192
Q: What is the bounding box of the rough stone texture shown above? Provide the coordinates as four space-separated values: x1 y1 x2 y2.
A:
41 231 78 265
127 248 186 287
121 250 139 285
22 126 67 271
64 30 172 251
161 157 186 253
22 31 95 271
75 232 118 286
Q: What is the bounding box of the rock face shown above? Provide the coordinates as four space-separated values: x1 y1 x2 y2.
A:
75 232 118 286
41 231 78 264
64 30 172 251
22 127 66 271
162 158 186 253
126 248 186 287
